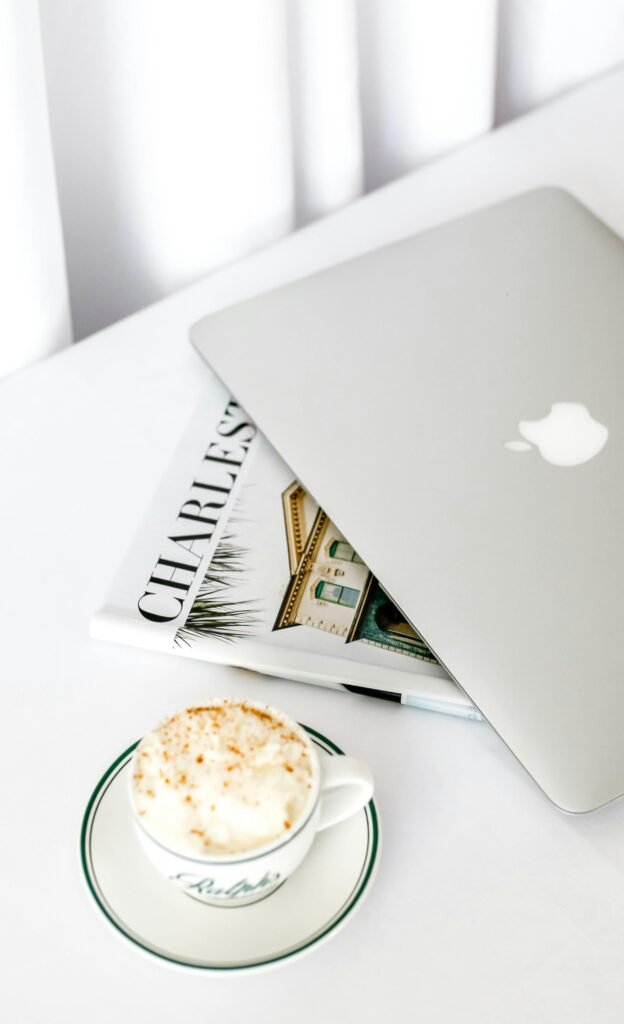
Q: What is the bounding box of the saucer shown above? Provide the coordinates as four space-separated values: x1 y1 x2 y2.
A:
80 725 380 973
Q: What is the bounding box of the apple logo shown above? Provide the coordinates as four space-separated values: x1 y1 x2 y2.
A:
504 402 608 467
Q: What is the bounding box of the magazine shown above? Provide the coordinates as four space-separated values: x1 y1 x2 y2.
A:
91 374 479 718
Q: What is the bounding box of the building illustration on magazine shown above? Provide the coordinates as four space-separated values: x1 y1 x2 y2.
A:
273 482 436 662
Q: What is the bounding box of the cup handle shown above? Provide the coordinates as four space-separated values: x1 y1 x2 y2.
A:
316 756 374 832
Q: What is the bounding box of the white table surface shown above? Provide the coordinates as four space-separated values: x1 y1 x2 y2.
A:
4 67 624 1024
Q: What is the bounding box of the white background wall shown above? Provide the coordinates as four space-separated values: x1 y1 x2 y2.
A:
3 0 624 375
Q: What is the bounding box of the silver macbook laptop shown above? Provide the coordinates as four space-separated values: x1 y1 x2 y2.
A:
191 188 624 812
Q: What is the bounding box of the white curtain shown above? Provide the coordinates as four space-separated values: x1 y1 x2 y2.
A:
3 0 624 377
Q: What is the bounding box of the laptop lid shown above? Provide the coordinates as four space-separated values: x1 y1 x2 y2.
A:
191 188 624 812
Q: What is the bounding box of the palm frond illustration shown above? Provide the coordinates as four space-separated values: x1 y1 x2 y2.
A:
203 539 248 584
176 592 259 646
175 532 260 646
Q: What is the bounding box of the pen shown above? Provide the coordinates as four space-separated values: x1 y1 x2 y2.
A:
343 684 483 720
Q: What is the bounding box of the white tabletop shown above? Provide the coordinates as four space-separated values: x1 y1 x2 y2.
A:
4 67 624 1023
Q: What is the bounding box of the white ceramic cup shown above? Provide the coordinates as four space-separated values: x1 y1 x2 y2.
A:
129 704 374 907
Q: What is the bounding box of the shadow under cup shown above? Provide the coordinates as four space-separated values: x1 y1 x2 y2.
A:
129 712 374 908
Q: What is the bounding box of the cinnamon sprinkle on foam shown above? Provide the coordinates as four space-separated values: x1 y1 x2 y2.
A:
130 701 315 857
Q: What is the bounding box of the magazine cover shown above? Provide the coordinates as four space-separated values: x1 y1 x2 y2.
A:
91 374 478 717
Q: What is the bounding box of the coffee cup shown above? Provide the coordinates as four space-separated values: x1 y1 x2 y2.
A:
128 700 373 907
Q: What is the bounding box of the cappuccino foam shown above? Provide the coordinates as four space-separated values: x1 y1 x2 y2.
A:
131 701 315 856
